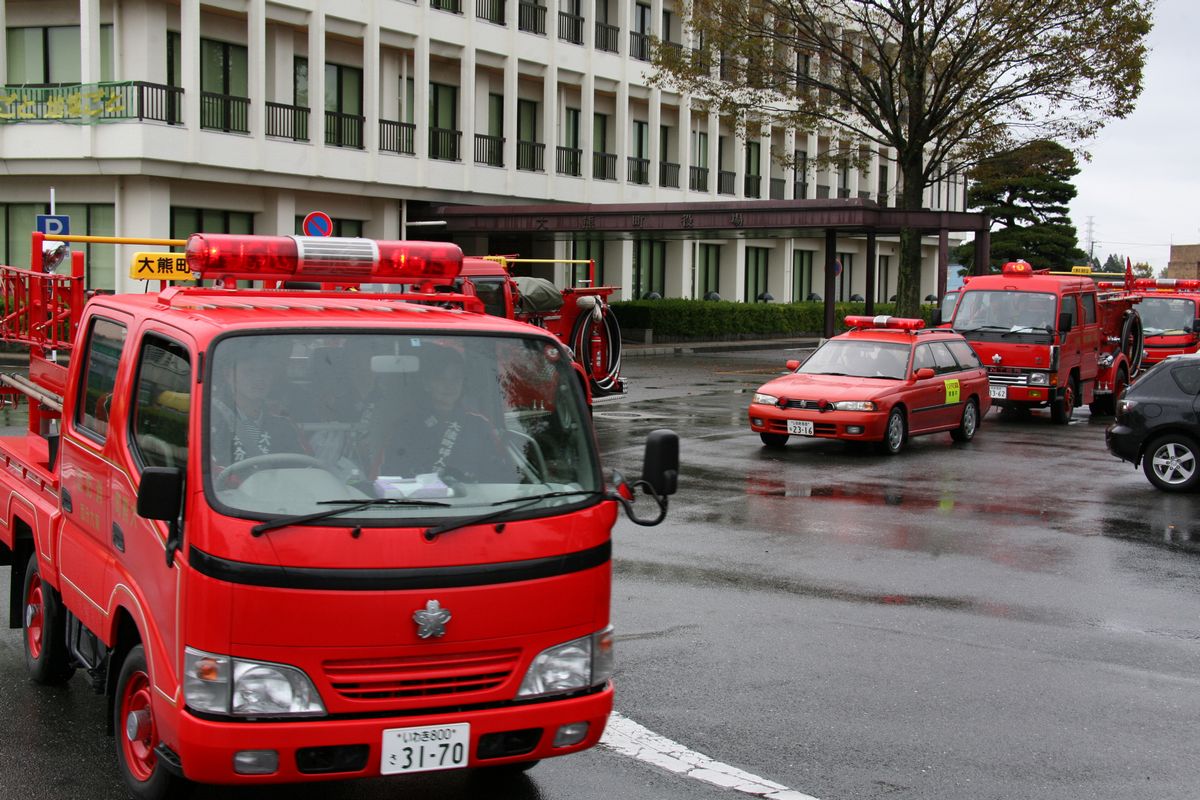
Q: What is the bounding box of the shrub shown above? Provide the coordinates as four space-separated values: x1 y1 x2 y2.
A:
611 300 934 341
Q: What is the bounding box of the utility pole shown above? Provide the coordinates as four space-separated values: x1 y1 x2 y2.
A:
1085 216 1096 265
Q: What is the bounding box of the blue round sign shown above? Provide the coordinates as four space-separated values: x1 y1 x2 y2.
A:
302 211 333 237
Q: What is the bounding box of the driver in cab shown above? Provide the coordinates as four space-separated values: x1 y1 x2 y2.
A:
210 338 308 470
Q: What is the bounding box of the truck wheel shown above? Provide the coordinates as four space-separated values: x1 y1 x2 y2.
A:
759 432 789 449
1142 434 1200 492
22 552 76 685
876 408 907 455
115 645 187 800
1050 377 1077 424
950 399 979 443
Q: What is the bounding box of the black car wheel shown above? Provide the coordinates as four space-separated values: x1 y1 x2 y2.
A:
950 399 979 443
759 432 789 449
1142 434 1200 492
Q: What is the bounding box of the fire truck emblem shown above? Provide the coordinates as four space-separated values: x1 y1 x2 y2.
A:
992 354 1002 365
413 600 452 639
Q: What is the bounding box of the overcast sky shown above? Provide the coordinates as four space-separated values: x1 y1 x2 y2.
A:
1070 0 1199 272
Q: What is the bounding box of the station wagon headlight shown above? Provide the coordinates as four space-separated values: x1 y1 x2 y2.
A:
831 400 877 412
184 647 326 717
1028 372 1049 386
518 628 613 699
752 392 779 406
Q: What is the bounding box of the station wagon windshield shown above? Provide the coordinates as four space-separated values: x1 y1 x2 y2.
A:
205 333 600 523
799 340 911 380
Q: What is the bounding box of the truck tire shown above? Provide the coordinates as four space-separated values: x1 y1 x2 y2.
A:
950 398 979 442
1142 434 1200 492
22 552 76 685
1089 366 1127 417
115 645 188 800
1050 376 1077 424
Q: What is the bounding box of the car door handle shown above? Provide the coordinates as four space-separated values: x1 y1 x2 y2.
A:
112 522 125 553
61 488 72 513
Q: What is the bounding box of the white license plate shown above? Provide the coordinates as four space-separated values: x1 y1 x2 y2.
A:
381 723 470 774
787 420 815 436
989 384 1007 399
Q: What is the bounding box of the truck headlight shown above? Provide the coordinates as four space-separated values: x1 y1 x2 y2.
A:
832 400 877 412
752 392 778 406
518 627 613 699
1028 372 1050 386
184 647 326 717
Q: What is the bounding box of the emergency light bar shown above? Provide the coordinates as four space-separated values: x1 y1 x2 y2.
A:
184 234 463 283
1129 278 1200 292
845 315 924 331
1001 260 1033 275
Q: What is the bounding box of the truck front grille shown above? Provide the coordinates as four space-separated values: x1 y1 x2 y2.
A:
985 368 1030 386
323 648 521 701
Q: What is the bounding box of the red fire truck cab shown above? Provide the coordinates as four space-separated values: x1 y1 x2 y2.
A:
1101 279 1200 367
948 260 1143 420
0 232 677 798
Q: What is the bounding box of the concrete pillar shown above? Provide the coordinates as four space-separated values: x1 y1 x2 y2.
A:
115 177 171 292
80 0 101 83
364 21 380 152
413 32 428 158
182 0 200 131
504 55 518 173
248 0 265 142
823 228 837 337
308 11 326 149
865 232 877 315
582 73 594 179
460 48 475 165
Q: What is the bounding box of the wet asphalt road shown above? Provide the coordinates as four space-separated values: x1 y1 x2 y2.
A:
3 346 1200 799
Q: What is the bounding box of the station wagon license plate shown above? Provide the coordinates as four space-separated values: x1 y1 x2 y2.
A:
787 420 815 436
989 384 1007 399
381 723 469 774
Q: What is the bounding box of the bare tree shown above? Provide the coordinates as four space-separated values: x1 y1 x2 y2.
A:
652 0 1153 315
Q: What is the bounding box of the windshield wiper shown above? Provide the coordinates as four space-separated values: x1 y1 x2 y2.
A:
423 490 601 542
251 497 451 537
1000 326 1052 337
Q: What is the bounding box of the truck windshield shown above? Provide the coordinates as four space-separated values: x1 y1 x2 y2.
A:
205 333 600 523
953 290 1057 336
798 340 911 380
1139 297 1197 336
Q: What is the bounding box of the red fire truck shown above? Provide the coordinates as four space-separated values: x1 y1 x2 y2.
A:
1097 278 1200 366
947 260 1143 420
0 231 677 798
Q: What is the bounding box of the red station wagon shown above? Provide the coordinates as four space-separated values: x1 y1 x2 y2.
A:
748 316 992 454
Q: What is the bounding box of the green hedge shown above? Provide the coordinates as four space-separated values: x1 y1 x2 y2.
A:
611 299 935 340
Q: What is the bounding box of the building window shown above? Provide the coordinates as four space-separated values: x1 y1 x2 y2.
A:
517 99 540 170
0 203 115 290
698 243 720 296
325 62 364 147
430 82 459 160
570 239 604 287
6 25 114 84
745 247 769 301
792 250 813 301
200 38 249 132
633 240 665 299
878 255 891 302
171 208 253 241
836 252 854 301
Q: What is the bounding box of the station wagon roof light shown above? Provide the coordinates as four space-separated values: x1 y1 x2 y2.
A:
844 315 925 331
185 234 463 283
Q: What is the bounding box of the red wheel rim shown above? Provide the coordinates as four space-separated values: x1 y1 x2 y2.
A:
120 670 158 781
1063 384 1074 414
25 571 44 659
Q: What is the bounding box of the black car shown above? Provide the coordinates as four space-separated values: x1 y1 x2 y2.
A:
1106 353 1200 491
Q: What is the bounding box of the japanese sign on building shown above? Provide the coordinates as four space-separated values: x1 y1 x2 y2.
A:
0 83 131 123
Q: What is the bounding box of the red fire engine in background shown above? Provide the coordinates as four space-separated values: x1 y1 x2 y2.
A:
946 260 1143 420
0 231 677 798
1096 277 1200 366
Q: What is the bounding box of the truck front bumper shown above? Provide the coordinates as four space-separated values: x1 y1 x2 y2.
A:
166 684 612 784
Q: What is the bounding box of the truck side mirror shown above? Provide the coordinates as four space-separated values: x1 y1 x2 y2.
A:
641 429 679 497
1193 318 1200 334
1058 312 1073 333
138 467 184 567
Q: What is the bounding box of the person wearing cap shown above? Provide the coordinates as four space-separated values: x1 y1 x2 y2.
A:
211 338 307 467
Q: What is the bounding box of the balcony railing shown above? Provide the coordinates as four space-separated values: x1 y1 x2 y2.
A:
431 0 462 12
0 81 185 125
816 184 830 198
689 165 709 191
770 177 785 199
596 22 619 53
380 119 416 154
593 151 617 180
200 91 249 133
519 1 547 34
517 140 545 171
559 11 584 44
837 187 851 199
325 110 364 149
630 31 651 61
430 127 462 161
877 192 889 207
265 101 309 141
744 174 761 198
717 170 736 195
858 190 871 200
627 156 650 185
794 181 808 199
475 133 504 166
659 161 680 188
477 0 505 24
557 146 582 176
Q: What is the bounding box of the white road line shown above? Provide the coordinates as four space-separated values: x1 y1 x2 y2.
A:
601 713 822 800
